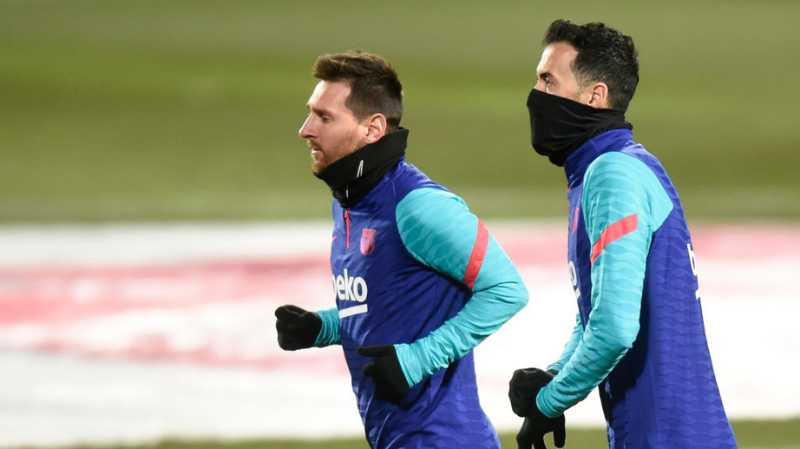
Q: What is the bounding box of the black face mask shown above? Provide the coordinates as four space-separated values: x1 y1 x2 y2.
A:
527 88 632 166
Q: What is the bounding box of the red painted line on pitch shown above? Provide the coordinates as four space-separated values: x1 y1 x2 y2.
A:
0 224 796 372
690 224 800 260
0 256 331 324
0 255 344 372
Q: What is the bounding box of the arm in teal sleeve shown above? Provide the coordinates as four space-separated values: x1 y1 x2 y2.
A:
392 187 529 387
313 307 341 347
546 313 584 373
537 152 673 417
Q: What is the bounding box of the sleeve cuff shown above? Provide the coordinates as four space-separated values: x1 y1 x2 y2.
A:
313 307 341 347
536 387 561 419
394 343 419 388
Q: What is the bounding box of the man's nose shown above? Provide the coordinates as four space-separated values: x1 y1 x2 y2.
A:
298 115 313 138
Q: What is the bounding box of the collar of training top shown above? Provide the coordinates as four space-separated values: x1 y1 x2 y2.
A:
315 127 408 209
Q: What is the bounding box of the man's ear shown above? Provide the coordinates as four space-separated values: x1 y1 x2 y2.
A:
586 82 610 109
363 114 388 144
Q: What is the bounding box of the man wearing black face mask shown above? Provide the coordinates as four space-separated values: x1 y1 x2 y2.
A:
507 20 737 449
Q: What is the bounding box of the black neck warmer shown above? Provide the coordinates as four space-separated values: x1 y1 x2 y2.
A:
527 88 633 167
314 128 408 208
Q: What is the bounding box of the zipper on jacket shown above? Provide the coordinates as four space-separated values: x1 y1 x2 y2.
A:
344 209 350 250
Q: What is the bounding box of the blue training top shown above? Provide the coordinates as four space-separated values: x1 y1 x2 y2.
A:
314 159 528 449
538 128 737 448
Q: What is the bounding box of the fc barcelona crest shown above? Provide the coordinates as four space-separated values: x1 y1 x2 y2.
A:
360 228 377 256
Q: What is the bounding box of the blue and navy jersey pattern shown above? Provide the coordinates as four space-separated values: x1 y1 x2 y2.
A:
539 129 736 448
319 160 527 449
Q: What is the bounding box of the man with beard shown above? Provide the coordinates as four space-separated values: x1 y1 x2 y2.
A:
507 20 737 449
275 50 529 449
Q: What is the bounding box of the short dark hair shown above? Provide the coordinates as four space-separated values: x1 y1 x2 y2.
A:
313 50 403 133
544 19 639 112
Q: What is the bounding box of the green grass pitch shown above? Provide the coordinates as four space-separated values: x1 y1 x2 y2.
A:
1 0 799 223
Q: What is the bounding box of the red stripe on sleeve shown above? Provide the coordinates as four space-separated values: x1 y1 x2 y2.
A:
464 220 489 290
590 214 638 266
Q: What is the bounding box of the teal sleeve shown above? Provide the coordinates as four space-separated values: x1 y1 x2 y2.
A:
538 152 673 417
393 187 529 387
313 307 341 347
546 313 584 373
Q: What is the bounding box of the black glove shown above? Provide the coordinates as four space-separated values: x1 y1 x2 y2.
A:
509 368 565 449
516 413 566 449
275 305 322 351
509 367 557 417
358 345 410 400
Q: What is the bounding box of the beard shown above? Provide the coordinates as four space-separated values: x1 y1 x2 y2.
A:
310 131 363 175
